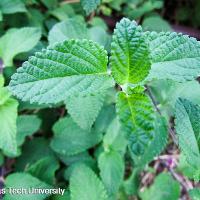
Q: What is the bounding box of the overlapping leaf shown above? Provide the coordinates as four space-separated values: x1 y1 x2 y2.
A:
110 18 151 85
145 31 200 82
9 39 114 104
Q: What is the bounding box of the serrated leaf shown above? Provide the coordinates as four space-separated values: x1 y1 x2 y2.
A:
51 117 103 156
66 93 105 130
80 0 101 15
0 87 18 156
145 31 200 82
116 89 155 156
98 150 124 198
70 164 108 200
48 18 88 45
0 0 26 14
175 98 200 180
110 18 151 85
4 173 51 200
9 39 114 105
140 173 180 200
133 116 168 168
189 188 200 200
0 27 41 66
17 115 42 146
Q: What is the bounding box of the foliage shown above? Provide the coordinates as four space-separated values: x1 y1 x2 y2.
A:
0 0 199 200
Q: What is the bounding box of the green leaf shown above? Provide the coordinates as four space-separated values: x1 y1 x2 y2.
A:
116 89 155 156
80 0 101 15
175 98 200 180
110 18 151 85
145 31 200 82
4 173 51 200
9 39 114 104
51 117 103 156
17 115 42 146
140 173 180 200
0 27 41 66
66 93 105 130
26 156 59 185
189 188 200 200
98 151 124 198
0 87 18 156
70 164 108 200
133 116 168 168
48 18 88 45
0 0 26 14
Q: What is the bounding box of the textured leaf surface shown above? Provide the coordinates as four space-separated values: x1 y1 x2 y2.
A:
175 98 200 179
140 173 180 200
80 0 101 15
66 93 105 130
110 18 151 85
4 173 51 200
0 87 18 156
133 116 168 168
51 117 103 156
70 164 108 200
0 0 26 14
146 31 200 82
0 27 41 66
116 89 155 156
98 151 124 198
48 18 88 45
9 39 113 104
17 115 42 146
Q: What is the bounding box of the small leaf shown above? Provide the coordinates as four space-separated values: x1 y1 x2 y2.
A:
4 173 51 200
66 93 105 130
70 164 108 200
0 87 18 156
98 151 124 198
0 27 41 66
140 173 180 200
116 89 155 156
48 18 88 45
0 0 26 14
110 18 151 85
17 115 42 146
146 31 200 82
50 117 103 156
80 0 101 15
9 39 114 104
175 98 200 180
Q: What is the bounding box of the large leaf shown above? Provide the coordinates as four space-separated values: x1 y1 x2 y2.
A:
116 89 155 156
110 18 151 85
70 164 108 200
50 117 103 156
0 27 41 66
175 98 200 180
80 0 101 15
146 31 200 82
4 173 51 200
189 188 200 200
0 87 18 156
66 93 105 130
0 0 26 14
9 39 114 104
98 150 124 199
48 18 88 45
140 173 180 200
